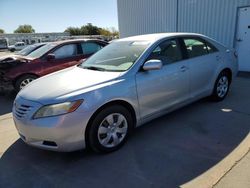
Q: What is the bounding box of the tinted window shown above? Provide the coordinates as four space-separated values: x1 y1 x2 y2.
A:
147 39 182 65
183 38 209 58
81 42 103 55
53 44 77 59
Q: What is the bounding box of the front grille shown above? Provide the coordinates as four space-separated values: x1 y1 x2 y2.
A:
14 102 33 119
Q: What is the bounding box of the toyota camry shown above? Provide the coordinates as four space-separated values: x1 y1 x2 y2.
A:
13 33 238 153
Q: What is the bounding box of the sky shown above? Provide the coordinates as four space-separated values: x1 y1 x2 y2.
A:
0 0 118 33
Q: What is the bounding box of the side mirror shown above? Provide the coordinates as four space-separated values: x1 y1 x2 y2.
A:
142 59 163 71
46 53 55 61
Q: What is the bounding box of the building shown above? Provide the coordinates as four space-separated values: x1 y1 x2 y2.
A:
117 0 250 71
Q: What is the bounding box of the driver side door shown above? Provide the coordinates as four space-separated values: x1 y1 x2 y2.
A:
41 43 81 76
136 38 190 120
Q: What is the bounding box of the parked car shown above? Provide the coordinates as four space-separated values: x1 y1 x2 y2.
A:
13 33 238 153
1 39 108 91
0 43 46 62
8 42 26 52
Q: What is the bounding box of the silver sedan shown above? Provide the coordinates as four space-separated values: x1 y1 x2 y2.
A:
13 33 238 153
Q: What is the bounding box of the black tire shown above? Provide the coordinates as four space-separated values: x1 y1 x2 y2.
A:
88 105 133 153
211 71 230 101
14 74 38 92
10 48 15 52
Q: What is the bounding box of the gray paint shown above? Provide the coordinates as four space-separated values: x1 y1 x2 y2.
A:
117 0 250 47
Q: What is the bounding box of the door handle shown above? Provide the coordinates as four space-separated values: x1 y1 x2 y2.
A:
180 66 188 72
237 38 243 42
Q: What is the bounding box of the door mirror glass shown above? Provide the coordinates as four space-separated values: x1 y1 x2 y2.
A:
46 53 55 61
143 59 163 71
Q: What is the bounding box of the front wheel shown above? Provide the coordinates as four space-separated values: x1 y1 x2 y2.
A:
14 74 38 92
211 71 230 101
88 105 133 153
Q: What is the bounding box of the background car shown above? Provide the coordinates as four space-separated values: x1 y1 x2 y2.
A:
13 33 238 153
1 39 108 91
0 43 46 62
8 42 26 52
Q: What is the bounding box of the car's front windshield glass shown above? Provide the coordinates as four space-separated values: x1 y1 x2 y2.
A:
16 45 37 56
27 43 56 59
79 41 150 72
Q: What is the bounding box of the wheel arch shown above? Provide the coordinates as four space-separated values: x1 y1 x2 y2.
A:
13 73 39 85
220 68 232 84
84 100 137 148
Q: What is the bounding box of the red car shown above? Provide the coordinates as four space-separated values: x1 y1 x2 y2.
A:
0 39 108 91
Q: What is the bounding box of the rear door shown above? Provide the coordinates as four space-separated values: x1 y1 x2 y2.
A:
181 37 219 97
136 38 190 119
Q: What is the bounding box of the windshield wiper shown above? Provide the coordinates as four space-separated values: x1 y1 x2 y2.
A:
82 66 106 71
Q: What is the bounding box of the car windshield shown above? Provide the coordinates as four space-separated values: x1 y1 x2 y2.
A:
79 41 150 72
26 43 56 59
16 45 40 56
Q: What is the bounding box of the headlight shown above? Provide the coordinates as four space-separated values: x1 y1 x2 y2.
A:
33 100 83 119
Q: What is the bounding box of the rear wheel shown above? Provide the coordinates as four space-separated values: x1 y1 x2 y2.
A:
14 74 38 92
211 71 230 101
88 105 133 153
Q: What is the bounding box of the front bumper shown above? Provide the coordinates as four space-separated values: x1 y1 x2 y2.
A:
13 97 91 152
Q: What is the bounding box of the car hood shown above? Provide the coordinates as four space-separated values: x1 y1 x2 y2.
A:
0 54 19 61
18 66 123 104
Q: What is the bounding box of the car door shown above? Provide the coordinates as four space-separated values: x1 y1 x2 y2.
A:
181 37 219 97
136 38 190 119
41 43 82 75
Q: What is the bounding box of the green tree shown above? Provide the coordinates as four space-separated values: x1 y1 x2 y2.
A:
0 29 5 34
81 23 100 35
14 25 35 33
99 28 112 36
64 27 82 35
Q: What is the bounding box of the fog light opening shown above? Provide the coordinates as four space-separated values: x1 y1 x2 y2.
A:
42 141 57 147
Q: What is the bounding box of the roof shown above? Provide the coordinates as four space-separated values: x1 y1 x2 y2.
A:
50 38 107 45
118 32 204 43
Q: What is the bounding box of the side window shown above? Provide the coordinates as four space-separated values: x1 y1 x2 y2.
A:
206 42 218 53
147 39 182 65
81 42 103 56
183 38 209 58
53 44 77 59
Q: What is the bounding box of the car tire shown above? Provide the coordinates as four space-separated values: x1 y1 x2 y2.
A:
88 105 133 153
14 74 38 92
211 71 230 101
10 48 15 52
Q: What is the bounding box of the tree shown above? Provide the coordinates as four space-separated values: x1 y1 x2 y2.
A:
64 23 119 37
81 23 100 35
64 27 82 35
109 27 119 37
14 25 35 33
99 28 112 37
0 29 5 34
